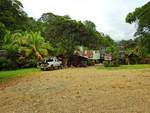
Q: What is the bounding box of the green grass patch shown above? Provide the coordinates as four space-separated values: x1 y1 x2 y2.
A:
97 64 150 70
0 68 40 80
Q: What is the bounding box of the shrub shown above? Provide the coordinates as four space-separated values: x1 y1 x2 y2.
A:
111 59 120 67
103 61 110 67
103 60 120 67
0 57 17 70
24 58 38 68
87 59 95 66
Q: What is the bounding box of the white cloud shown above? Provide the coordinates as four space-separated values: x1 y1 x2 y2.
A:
20 0 149 40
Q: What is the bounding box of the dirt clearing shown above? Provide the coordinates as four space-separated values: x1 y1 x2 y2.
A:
0 66 150 113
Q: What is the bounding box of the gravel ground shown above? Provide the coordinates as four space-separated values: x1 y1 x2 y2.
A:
0 67 150 113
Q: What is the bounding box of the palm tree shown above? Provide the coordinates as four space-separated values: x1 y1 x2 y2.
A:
2 31 52 60
19 32 52 60
2 31 20 52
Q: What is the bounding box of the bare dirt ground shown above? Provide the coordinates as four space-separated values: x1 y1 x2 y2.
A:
0 66 150 113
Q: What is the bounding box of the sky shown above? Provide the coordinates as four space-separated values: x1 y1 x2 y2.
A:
20 0 149 41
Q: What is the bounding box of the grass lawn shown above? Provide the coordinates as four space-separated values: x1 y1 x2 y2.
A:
0 68 39 80
97 64 150 70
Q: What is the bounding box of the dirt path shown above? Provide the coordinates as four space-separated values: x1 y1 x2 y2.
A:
0 67 150 113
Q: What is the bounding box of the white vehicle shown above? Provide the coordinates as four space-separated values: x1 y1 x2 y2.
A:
39 57 63 70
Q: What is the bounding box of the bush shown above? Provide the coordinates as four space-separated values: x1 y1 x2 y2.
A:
0 56 38 70
87 59 95 66
103 61 111 67
103 60 120 67
112 59 120 67
24 58 38 68
0 57 17 70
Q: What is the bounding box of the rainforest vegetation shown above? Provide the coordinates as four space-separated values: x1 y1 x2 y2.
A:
0 0 150 70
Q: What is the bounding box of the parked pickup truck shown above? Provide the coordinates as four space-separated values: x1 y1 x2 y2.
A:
38 57 63 70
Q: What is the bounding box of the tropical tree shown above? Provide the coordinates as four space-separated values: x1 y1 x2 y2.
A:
0 22 7 47
126 1 150 36
0 0 27 31
39 12 111 50
2 31 52 68
104 44 120 67
2 31 20 53
83 20 96 31
20 32 52 60
126 1 150 57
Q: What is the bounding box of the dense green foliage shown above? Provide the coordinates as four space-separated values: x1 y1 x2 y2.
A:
2 31 51 59
126 1 150 36
1 0 149 70
0 0 114 70
0 0 42 32
0 0 27 30
104 45 120 67
38 13 114 57
126 1 150 56
0 31 51 70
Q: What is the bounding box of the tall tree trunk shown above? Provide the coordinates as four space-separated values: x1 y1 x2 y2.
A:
32 45 43 60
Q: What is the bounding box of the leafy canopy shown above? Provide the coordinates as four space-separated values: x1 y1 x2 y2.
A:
126 1 150 55
2 31 51 60
126 1 150 36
